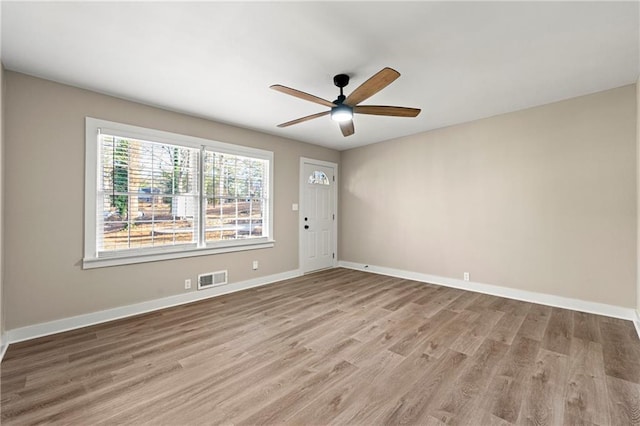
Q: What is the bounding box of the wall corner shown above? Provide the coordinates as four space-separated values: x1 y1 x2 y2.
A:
636 74 640 322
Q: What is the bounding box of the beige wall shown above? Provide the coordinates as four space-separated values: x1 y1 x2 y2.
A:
4 71 339 330
340 85 637 308
637 76 640 315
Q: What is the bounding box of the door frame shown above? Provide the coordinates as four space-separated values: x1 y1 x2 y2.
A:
299 157 339 274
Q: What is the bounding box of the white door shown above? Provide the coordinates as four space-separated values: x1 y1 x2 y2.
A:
300 159 336 273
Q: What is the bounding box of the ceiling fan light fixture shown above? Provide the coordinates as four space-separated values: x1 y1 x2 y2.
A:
331 104 353 122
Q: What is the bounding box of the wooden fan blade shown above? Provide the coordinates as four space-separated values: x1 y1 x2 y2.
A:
270 85 336 108
344 67 400 106
354 105 421 117
277 111 330 128
339 120 354 137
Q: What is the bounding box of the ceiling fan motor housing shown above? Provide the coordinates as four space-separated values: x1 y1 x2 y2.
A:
333 74 350 89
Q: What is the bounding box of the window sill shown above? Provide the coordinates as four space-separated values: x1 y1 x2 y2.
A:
82 240 275 269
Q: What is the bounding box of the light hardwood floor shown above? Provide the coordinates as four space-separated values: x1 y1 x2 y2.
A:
2 268 640 425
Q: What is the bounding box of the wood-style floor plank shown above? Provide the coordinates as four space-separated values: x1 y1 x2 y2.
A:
542 307 574 356
2 268 639 425
430 338 509 423
378 349 469 425
600 319 640 384
606 375 640 425
517 304 552 342
488 336 541 423
562 338 610 425
517 348 568 425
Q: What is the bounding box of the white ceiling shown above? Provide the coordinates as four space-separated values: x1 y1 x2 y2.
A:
1 1 638 151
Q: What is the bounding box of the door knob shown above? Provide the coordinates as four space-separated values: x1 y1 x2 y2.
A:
304 225 309 229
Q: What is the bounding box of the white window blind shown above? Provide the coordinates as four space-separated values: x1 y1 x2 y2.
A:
202 151 269 243
98 134 200 255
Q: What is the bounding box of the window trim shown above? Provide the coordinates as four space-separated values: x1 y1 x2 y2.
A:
84 117 274 269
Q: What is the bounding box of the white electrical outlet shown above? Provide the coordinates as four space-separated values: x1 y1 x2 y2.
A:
252 260 259 270
463 272 470 281
185 279 191 290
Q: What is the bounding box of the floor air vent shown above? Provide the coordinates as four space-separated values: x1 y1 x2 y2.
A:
198 270 228 290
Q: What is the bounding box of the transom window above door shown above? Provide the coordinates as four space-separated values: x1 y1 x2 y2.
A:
308 170 330 185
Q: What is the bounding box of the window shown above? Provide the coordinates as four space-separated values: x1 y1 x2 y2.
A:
308 170 330 185
84 118 274 268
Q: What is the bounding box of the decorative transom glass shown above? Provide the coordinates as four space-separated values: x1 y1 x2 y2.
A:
308 171 329 185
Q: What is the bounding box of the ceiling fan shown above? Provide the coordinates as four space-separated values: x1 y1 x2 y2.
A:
270 67 421 137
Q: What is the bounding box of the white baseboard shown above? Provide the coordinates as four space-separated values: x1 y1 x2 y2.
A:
339 261 639 328
0 333 8 363
5 264 640 346
6 269 302 344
